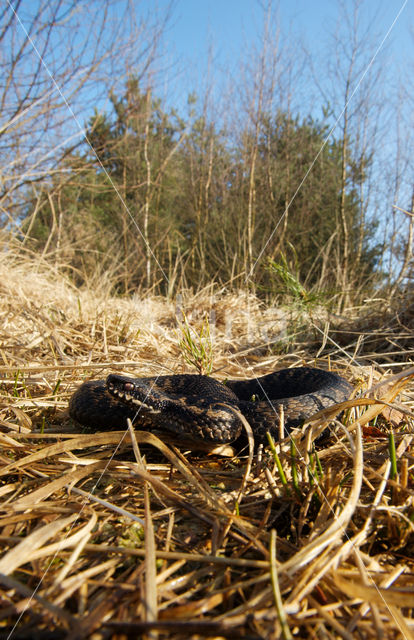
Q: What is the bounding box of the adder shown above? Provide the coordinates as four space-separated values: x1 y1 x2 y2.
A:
69 367 353 444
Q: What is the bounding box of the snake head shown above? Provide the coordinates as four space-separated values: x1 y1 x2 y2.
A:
106 374 167 415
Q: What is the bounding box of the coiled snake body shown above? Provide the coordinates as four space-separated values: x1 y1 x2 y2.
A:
69 367 353 444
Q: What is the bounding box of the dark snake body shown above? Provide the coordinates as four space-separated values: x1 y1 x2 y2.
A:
69 367 353 444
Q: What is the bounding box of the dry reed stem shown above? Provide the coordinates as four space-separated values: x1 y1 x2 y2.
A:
0 254 413 639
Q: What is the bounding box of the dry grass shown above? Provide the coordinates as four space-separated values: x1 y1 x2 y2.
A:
0 253 414 640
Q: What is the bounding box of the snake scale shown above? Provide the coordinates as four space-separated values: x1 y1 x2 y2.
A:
69 367 353 444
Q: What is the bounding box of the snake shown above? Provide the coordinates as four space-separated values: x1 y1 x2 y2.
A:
68 367 353 444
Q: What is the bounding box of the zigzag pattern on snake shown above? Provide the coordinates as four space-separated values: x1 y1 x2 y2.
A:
69 367 353 444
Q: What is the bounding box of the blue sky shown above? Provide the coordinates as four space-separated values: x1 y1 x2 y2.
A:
158 0 412 97
168 0 411 57
167 0 410 60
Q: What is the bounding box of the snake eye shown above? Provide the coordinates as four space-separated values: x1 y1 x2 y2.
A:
124 382 135 392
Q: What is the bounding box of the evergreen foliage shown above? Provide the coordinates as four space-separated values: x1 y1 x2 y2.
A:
22 79 382 302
